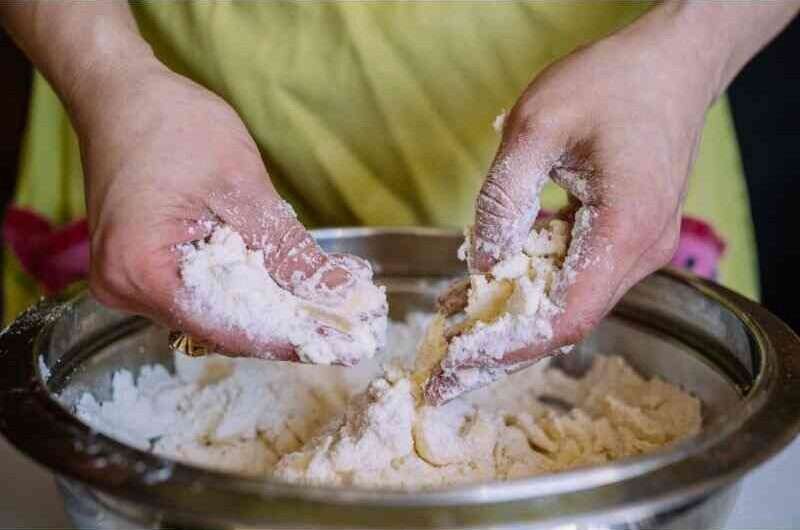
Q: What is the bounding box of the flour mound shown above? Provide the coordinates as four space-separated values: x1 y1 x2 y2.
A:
72 316 701 490
274 356 700 488
177 225 387 365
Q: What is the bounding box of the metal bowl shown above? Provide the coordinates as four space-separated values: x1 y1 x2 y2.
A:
1 228 799 530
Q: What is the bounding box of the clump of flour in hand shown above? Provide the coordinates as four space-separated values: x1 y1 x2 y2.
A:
177 225 387 365
71 315 701 489
419 218 573 404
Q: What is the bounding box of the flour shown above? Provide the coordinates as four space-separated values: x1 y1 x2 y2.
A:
71 315 701 490
176 225 388 365
553 205 598 301
420 219 572 404
492 110 508 134
71 207 698 491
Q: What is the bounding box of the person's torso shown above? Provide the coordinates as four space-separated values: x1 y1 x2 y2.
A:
131 2 651 227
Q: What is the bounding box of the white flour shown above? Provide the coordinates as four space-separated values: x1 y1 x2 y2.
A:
73 214 699 490
177 225 387 365
72 314 701 489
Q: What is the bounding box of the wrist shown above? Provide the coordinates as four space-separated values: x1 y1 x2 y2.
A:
63 23 166 130
611 2 725 113
622 1 800 107
649 2 734 103
1 3 163 118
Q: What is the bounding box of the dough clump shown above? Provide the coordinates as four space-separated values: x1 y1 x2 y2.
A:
177 225 388 365
73 315 701 489
418 219 571 404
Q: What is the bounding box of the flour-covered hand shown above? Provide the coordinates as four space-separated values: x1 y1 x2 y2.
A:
425 5 734 402
71 62 385 362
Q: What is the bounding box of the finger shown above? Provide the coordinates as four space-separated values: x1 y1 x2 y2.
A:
205 177 350 295
169 312 361 365
471 114 566 273
87 202 216 319
165 239 374 363
424 338 556 406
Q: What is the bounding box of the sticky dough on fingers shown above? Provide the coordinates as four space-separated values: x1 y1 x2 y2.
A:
417 218 573 404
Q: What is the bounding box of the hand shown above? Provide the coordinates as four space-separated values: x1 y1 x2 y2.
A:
71 62 378 361
428 16 719 398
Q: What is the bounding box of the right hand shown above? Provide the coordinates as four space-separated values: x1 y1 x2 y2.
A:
70 62 371 361
424 19 716 403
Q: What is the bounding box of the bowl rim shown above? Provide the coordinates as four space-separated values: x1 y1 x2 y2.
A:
1 227 799 528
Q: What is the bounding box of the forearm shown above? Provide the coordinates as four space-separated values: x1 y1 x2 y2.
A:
626 1 799 105
0 1 159 115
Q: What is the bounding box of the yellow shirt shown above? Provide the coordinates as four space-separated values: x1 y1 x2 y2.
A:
5 2 758 321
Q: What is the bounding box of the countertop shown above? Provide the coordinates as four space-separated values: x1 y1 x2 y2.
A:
2 434 798 529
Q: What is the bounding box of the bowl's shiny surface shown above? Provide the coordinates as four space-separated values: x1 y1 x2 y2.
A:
1 228 799 530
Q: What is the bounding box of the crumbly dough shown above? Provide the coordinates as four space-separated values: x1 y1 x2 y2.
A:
178 225 387 365
73 314 701 490
418 219 571 403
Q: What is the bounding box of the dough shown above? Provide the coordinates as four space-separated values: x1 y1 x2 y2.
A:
177 225 388 365
418 219 571 404
73 314 701 490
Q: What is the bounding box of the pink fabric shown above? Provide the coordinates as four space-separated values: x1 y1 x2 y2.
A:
3 207 89 294
669 217 726 280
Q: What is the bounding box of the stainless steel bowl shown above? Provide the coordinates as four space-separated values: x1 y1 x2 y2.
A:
2 228 799 530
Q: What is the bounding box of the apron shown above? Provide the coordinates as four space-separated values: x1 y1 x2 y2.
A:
3 2 759 322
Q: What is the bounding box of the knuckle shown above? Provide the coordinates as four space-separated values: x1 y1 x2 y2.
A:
511 104 550 134
476 179 519 222
216 149 263 182
512 103 573 146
